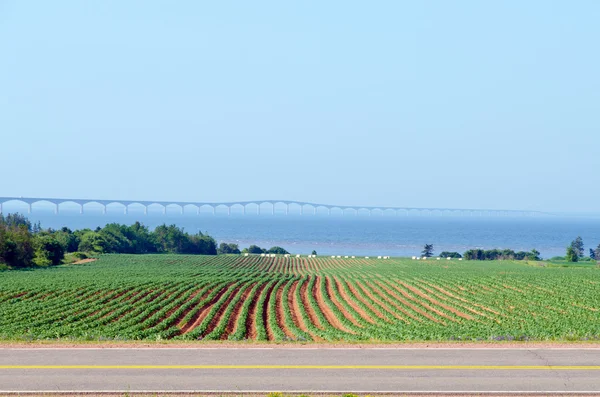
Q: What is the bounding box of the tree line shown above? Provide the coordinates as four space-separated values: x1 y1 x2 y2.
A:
0 213 218 269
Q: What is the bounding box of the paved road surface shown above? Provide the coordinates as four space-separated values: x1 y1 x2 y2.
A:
1 348 599 393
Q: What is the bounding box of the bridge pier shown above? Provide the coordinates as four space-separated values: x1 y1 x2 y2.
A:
213 207 216 216
124 206 128 215
180 206 184 215
271 203 274 215
163 206 166 215
80 204 83 215
314 207 317 215
285 204 289 215
243 205 246 215
55 203 59 214
228 206 231 216
300 206 303 215
27 203 32 214
327 208 331 216
144 206 148 215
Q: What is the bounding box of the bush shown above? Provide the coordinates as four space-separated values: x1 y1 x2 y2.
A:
267 246 289 255
439 251 462 259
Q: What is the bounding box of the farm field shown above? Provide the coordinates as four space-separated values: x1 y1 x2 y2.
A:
0 254 599 342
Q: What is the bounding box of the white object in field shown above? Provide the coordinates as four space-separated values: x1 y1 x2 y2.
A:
271 254 276 257
260 253 265 257
344 256 349 258
365 256 369 259
422 257 427 260
351 256 355 258
296 254 300 258
244 253 249 256
437 257 441 260
412 256 416 260
377 256 382 259
416 257 420 260
336 255 341 258
331 255 336 258
447 257 451 260
459 258 463 261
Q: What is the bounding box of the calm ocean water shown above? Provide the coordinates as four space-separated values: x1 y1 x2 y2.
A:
4 202 599 259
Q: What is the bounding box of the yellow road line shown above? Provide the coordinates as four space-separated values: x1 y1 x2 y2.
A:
1 365 600 370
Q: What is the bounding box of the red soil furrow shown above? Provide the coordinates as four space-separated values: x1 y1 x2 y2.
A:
301 277 323 329
325 277 362 327
334 278 375 324
275 283 295 339
312 277 352 333
354 280 406 322
343 279 387 321
386 281 453 323
135 289 185 325
160 289 204 325
246 282 268 340
373 280 441 323
262 282 278 341
398 281 474 320
365 281 420 322
288 280 308 332
175 287 215 328
181 284 232 334
200 284 243 338
221 283 255 340
416 283 486 317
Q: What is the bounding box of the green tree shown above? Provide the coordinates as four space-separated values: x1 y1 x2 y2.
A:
570 236 584 259
218 243 241 254
421 244 434 258
590 248 596 260
246 245 266 254
267 246 289 255
439 251 462 259
78 232 108 253
33 235 64 266
566 246 578 262
311 250 317 256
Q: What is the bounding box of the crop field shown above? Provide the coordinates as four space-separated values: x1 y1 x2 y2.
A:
0 254 599 342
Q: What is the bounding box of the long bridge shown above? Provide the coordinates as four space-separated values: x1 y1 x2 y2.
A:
0 196 548 217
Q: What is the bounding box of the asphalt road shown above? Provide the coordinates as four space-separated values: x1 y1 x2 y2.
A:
1 348 599 393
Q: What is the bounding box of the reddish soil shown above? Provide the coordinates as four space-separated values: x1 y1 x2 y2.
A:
325 277 362 327
175 288 215 328
275 283 295 339
398 281 474 320
181 285 232 335
384 281 450 324
245 282 267 340
367 281 421 322
334 278 375 324
354 281 405 322
301 277 323 329
416 283 485 317
261 282 277 341
288 281 308 332
312 277 353 333
200 284 242 338
72 258 98 265
343 279 387 321
373 280 441 323
3 341 600 349
424 282 501 316
221 284 255 340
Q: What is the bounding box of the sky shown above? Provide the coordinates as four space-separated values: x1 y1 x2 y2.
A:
1 1 599 212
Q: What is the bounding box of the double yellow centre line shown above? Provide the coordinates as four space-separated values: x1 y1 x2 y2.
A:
1 365 599 370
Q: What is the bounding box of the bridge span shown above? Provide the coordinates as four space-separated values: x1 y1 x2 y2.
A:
0 196 547 217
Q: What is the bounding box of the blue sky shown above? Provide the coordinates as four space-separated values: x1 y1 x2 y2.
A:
1 1 599 212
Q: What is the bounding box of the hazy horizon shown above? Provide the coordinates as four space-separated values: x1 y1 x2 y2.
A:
1 1 599 212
